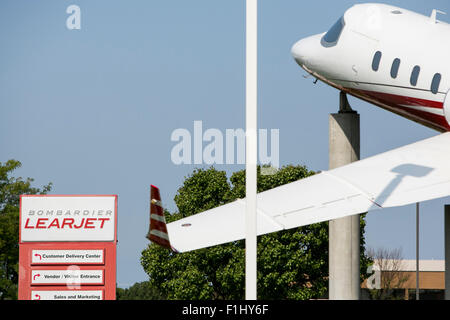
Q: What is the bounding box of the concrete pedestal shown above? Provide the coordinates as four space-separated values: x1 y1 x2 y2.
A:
328 93 361 300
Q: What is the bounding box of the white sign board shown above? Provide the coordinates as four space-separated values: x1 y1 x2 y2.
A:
31 290 103 300
31 249 104 265
21 196 116 242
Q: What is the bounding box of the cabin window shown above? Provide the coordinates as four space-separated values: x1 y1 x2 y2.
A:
410 65 420 86
390 58 401 79
431 73 441 94
372 51 382 71
322 16 345 45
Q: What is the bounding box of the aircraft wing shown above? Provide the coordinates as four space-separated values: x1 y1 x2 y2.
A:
150 132 450 253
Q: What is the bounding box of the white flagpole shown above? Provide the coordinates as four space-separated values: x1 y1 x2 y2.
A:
245 0 258 300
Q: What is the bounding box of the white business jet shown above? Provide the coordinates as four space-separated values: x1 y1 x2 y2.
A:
148 3 450 253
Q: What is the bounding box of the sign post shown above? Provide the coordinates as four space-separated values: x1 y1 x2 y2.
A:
18 195 118 300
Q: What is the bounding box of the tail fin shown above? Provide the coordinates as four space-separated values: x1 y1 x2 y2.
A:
146 185 177 252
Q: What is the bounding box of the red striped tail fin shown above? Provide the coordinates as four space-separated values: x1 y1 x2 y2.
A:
146 185 177 252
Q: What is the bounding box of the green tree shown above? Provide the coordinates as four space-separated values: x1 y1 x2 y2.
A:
0 160 52 299
116 281 166 300
141 165 371 299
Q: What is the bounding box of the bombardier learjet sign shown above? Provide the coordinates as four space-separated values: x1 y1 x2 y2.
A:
146 4 450 253
20 196 116 242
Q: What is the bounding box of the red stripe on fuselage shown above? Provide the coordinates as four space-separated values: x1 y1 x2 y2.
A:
358 89 443 109
395 105 449 130
344 88 450 132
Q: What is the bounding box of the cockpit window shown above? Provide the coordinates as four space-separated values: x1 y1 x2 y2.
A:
322 16 345 45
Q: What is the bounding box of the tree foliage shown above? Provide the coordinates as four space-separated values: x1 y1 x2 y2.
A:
0 160 52 300
116 281 166 300
141 165 372 299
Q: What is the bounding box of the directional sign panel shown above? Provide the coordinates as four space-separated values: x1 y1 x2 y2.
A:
31 249 104 265
31 290 104 300
31 269 104 285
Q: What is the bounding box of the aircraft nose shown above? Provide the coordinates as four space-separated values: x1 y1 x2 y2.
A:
291 34 321 67
291 39 308 64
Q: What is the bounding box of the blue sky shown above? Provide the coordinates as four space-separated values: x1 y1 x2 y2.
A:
1 0 450 288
